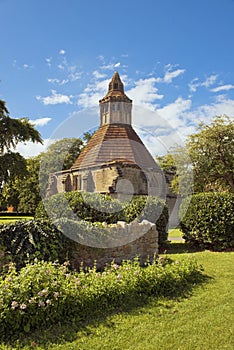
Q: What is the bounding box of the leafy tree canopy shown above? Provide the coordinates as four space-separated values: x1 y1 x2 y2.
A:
0 100 42 153
187 115 234 192
157 115 234 194
0 100 43 191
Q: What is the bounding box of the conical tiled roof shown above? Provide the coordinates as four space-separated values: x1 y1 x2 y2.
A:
71 124 158 170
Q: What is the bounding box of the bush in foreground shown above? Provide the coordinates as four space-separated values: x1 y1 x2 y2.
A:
0 258 203 339
0 220 73 270
180 192 234 250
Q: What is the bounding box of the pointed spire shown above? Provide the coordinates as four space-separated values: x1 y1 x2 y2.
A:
99 72 132 103
108 71 124 93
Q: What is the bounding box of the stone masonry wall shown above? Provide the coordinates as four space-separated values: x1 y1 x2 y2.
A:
70 221 159 270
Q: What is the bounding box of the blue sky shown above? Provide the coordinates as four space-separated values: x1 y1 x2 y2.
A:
1 0 234 157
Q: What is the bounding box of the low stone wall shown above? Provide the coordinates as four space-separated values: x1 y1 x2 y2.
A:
70 221 159 270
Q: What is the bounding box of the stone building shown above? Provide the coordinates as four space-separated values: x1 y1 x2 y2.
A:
47 72 165 199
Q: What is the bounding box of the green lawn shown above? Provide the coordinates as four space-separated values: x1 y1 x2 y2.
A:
1 243 233 350
0 216 34 224
168 227 184 238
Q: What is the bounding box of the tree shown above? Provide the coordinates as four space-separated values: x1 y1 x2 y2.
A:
0 100 42 190
156 153 177 174
187 115 234 192
157 116 234 194
17 156 42 213
1 134 94 211
157 148 193 196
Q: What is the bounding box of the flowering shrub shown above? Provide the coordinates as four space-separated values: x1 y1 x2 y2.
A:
0 257 203 339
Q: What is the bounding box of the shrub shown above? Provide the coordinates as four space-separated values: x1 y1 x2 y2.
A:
0 257 203 339
179 192 234 250
36 192 124 223
36 192 168 246
0 220 73 270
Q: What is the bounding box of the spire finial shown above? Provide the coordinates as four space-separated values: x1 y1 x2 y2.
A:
108 71 124 93
99 72 132 104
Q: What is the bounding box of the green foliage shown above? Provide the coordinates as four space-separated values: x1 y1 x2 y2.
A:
36 192 168 245
157 146 193 196
41 138 84 171
0 220 73 269
0 257 203 340
0 100 42 211
124 196 169 244
0 100 43 153
1 156 41 213
187 115 234 192
17 157 42 213
156 153 177 173
39 137 88 197
180 192 234 250
157 116 234 194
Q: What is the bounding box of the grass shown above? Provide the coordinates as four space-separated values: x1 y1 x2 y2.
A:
168 228 184 243
0 216 34 224
0 241 233 350
168 228 184 238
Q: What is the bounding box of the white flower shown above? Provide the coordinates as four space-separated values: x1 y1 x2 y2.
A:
11 301 18 309
53 292 59 299
20 303 27 310
29 297 36 304
38 289 48 297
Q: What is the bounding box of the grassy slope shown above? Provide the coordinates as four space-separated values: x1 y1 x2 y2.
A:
1 246 233 350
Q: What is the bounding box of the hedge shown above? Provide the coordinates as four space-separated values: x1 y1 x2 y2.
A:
179 192 234 250
36 191 168 246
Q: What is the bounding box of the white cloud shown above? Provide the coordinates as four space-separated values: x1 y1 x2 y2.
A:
48 78 69 85
155 65 185 84
77 79 109 108
157 97 192 129
97 55 105 62
133 106 165 127
211 84 234 93
101 62 122 70
59 49 66 55
189 74 218 92
45 57 52 67
203 75 218 87
29 117 52 127
92 70 107 79
127 77 164 109
68 71 82 82
15 140 49 158
190 95 234 122
12 60 33 70
36 90 72 105
48 78 60 84
161 69 185 83
47 60 82 85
